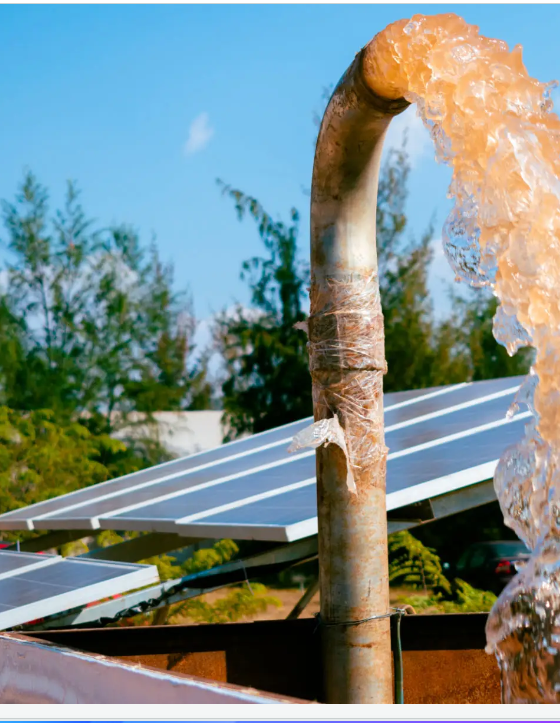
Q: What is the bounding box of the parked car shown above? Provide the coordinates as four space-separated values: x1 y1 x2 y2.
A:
446 540 531 593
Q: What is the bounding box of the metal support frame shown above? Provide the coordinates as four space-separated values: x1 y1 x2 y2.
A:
80 533 202 562
29 612 491 655
28 582 225 631
19 482 497 631
286 575 320 620
6 530 92 553
311 47 408 703
24 537 319 631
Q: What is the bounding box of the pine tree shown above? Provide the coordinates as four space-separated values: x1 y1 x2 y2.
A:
0 172 214 430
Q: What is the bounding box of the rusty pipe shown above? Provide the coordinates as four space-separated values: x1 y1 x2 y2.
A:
310 46 409 704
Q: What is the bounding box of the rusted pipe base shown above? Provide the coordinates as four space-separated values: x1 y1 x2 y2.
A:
317 441 391 703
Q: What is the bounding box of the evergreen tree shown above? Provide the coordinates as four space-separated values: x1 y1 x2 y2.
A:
0 172 213 433
215 182 311 440
458 292 532 380
388 530 451 593
216 143 461 437
216 135 531 438
0 407 143 532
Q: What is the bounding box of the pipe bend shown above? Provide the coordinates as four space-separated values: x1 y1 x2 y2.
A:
311 48 409 282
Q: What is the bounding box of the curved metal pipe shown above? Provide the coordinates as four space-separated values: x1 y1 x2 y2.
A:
311 48 408 704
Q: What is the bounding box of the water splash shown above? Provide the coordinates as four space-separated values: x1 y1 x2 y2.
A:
363 13 560 702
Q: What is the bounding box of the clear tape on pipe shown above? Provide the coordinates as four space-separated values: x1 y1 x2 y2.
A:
289 273 388 495
288 415 357 493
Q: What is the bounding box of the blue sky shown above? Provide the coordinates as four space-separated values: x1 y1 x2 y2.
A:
1 4 560 349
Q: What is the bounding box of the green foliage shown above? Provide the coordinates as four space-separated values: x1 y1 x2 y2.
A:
0 172 213 435
94 529 131 549
399 579 497 614
0 407 129 522
454 293 532 381
390 530 497 614
168 582 282 625
181 539 239 576
215 181 311 439
388 530 451 594
448 579 498 612
60 539 89 557
141 553 184 582
215 136 528 440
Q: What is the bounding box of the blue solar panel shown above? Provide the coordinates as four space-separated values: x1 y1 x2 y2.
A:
0 552 159 630
168 410 527 540
0 415 314 527
31 438 313 529
185 484 318 529
386 392 523 454
109 455 314 524
384 375 521 427
386 416 526 494
0 376 527 541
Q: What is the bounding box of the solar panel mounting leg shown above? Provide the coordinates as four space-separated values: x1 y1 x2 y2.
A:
286 574 319 620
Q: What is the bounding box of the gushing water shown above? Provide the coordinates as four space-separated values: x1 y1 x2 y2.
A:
365 13 560 702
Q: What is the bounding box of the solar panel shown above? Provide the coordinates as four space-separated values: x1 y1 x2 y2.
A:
171 483 320 541
0 376 527 542
31 442 314 530
167 411 526 541
4 384 465 531
0 416 314 529
0 550 62 579
0 551 159 630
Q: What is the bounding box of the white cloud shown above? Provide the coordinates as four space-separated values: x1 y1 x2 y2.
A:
184 112 214 155
385 105 431 168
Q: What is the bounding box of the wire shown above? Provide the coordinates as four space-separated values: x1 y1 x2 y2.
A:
315 607 406 704
317 610 394 627
390 608 405 704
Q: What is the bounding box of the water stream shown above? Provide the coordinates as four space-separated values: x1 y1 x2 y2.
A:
367 13 560 702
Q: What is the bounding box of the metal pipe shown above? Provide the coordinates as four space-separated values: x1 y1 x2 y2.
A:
311 47 408 704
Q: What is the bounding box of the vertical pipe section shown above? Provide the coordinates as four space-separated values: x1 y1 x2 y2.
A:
310 49 408 704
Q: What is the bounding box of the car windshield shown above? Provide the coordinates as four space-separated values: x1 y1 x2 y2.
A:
492 542 530 557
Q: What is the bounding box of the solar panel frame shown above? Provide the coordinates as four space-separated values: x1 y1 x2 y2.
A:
0 414 319 529
42 383 526 532
0 376 527 539
0 382 474 530
0 553 159 631
168 460 500 543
